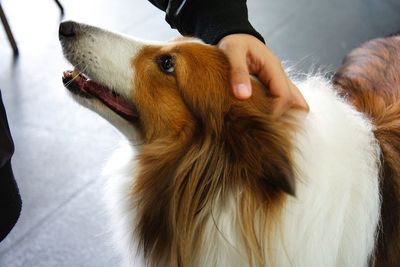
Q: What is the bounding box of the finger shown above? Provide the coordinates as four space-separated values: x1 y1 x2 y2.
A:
254 60 292 118
224 48 252 100
288 80 309 112
271 80 291 119
254 56 288 98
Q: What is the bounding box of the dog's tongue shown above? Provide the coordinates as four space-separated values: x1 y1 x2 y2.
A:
82 80 137 120
63 70 137 121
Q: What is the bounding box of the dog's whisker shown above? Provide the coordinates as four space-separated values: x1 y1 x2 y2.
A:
64 64 88 87
64 63 82 87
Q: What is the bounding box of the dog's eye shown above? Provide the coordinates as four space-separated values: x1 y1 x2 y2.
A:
157 55 175 74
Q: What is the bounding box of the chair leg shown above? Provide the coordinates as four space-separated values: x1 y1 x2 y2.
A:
53 0 64 15
0 4 18 55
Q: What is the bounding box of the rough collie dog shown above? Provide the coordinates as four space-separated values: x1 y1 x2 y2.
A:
59 21 400 267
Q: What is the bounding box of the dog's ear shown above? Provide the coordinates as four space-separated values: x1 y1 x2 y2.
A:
224 104 296 197
173 43 296 196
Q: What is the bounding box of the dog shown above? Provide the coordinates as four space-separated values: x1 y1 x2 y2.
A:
59 21 400 267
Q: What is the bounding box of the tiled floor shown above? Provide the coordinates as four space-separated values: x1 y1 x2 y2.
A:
0 0 399 266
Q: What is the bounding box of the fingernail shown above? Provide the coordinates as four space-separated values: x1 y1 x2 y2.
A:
234 84 251 99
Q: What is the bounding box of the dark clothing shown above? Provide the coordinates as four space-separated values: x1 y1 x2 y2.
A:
148 0 265 44
0 91 21 242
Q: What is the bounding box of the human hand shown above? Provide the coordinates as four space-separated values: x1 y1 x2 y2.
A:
217 34 309 118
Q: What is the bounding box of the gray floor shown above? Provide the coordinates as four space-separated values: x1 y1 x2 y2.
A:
0 0 399 266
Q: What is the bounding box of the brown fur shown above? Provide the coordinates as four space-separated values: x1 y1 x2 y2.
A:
333 35 400 266
131 42 297 267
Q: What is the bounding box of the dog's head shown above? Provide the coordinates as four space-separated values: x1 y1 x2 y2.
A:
60 21 230 141
59 21 299 265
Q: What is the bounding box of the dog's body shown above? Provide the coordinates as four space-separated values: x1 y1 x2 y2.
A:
59 21 400 266
104 78 381 267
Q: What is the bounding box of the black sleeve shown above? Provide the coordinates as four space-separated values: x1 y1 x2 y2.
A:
0 91 14 168
148 0 265 45
0 91 21 243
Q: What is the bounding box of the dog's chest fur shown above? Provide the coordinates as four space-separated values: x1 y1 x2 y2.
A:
103 77 380 267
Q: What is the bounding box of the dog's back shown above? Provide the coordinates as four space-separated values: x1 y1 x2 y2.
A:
334 35 400 266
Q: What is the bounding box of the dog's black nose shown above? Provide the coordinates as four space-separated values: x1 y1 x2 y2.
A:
59 21 77 38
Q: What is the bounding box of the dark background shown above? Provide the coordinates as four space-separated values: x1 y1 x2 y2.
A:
0 0 399 266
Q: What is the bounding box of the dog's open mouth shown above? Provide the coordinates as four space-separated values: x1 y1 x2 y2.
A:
62 69 137 121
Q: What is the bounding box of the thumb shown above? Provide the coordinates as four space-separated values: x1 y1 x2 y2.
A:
227 53 252 100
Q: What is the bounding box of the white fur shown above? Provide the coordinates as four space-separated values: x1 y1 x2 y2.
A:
61 23 381 267
273 77 380 266
102 142 143 267
60 22 148 141
60 22 145 104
